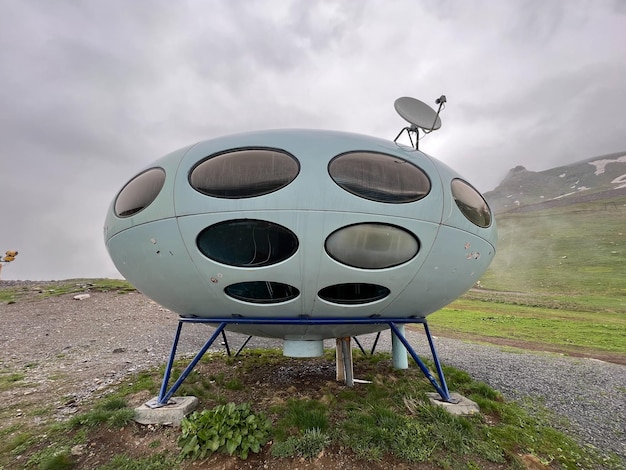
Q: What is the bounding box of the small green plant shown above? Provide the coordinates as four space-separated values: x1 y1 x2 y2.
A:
68 396 134 429
117 371 157 395
273 399 328 441
27 446 74 470
6 432 35 455
225 378 243 390
0 372 26 391
0 288 18 303
0 423 22 438
4 372 24 382
178 402 271 460
271 427 331 459
174 369 215 400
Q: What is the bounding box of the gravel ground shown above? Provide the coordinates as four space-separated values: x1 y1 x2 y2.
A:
1 282 624 465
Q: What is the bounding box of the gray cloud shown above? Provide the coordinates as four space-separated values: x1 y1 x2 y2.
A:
1 0 625 280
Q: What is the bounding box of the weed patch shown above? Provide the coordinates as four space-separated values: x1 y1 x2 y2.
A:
27 446 74 470
271 427 331 459
67 396 134 429
0 371 26 391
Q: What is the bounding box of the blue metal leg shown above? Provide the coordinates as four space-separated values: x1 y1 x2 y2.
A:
221 330 231 356
370 331 382 355
156 322 227 406
157 321 183 405
235 335 253 357
151 317 452 407
389 322 452 402
352 336 367 355
423 322 451 400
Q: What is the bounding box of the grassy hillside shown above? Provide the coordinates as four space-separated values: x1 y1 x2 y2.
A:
479 195 626 306
426 194 626 362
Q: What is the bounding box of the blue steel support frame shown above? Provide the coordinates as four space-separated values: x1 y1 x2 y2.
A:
154 317 452 406
389 322 450 400
156 322 226 405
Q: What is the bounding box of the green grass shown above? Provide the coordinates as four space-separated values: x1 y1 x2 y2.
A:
272 399 329 441
0 287 18 303
0 423 22 438
3 431 36 456
1 350 622 469
26 446 74 470
38 279 136 298
444 197 626 360
0 371 27 391
0 278 136 304
464 288 626 313
111 371 158 398
271 427 331 459
264 350 622 468
3 395 139 468
66 396 135 429
429 299 626 354
481 196 626 299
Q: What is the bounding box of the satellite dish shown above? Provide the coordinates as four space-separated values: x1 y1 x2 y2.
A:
394 96 442 131
393 95 446 149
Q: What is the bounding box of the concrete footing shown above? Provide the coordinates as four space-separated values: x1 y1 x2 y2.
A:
426 392 480 416
134 396 199 426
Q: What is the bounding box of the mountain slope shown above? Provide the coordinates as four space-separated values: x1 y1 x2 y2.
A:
484 151 626 213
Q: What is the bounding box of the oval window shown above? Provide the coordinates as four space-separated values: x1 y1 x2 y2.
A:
326 223 419 269
318 283 390 305
190 148 299 198
114 168 166 218
328 152 430 203
197 219 298 267
451 179 492 228
225 281 299 304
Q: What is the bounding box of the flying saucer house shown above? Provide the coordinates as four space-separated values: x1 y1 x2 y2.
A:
104 97 497 405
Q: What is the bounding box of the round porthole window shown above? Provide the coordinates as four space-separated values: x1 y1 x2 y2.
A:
114 168 166 218
197 219 299 267
318 283 390 304
451 179 492 228
190 148 299 198
325 223 419 269
225 281 299 304
328 152 430 203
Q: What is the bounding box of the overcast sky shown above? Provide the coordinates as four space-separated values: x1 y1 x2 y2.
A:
1 0 625 281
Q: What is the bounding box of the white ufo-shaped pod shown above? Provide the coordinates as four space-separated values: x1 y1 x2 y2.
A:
104 129 496 340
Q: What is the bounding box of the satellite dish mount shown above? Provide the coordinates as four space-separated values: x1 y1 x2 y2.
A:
394 95 446 150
